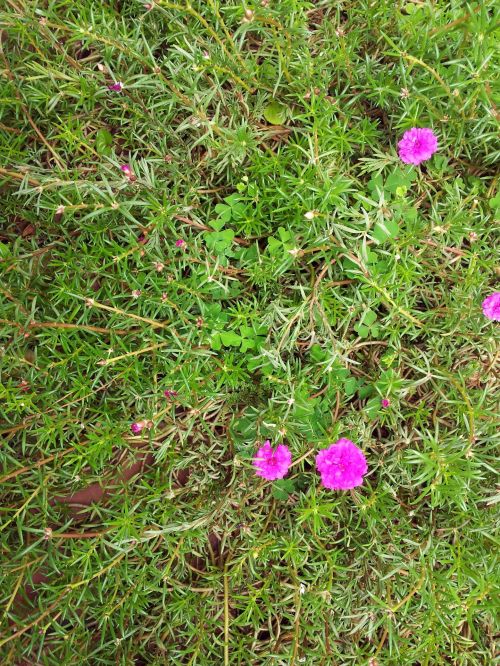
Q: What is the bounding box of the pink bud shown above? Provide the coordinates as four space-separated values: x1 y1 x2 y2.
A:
131 421 144 434
381 398 390 408
108 81 123 92
120 164 132 177
175 238 185 248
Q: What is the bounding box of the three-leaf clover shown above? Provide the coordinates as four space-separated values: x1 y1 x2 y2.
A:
354 309 379 338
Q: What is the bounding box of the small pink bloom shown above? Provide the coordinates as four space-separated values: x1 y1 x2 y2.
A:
161 292 168 302
120 164 132 177
398 127 438 166
175 238 186 248
482 292 500 321
131 421 144 434
108 82 123 92
316 439 367 490
131 289 141 298
253 440 292 481
381 398 390 408
164 389 178 399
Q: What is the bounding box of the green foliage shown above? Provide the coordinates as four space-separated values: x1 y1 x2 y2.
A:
0 0 498 664
263 101 288 125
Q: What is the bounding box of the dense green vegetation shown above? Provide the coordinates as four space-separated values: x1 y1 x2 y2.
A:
1 1 498 663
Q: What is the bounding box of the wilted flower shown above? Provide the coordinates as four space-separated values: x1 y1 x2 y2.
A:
253 440 292 481
131 419 152 434
316 439 367 490
482 292 500 321
131 421 144 434
398 127 438 166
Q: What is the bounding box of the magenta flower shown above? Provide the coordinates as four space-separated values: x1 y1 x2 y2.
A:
316 439 367 490
108 82 123 92
482 292 500 321
164 389 178 399
253 440 292 481
175 238 186 248
120 164 132 177
131 419 152 434
381 398 390 408
131 421 144 434
398 127 438 165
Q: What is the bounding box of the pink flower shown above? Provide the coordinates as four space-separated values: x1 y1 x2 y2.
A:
108 82 123 92
131 419 152 434
398 127 438 165
253 440 292 481
131 421 144 434
381 398 390 408
316 439 367 490
175 238 186 248
164 389 178 399
120 164 132 177
482 292 500 321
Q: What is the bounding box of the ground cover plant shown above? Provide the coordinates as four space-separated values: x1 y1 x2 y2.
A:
0 0 499 663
